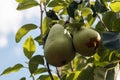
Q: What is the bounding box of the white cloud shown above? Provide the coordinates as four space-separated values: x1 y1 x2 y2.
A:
0 35 8 48
0 0 40 48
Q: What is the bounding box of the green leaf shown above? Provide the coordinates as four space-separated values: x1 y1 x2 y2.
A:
17 0 39 10
29 55 44 74
66 71 80 80
53 6 64 13
20 77 26 80
0 64 23 76
67 1 79 18
81 8 92 17
23 36 36 59
110 2 120 12
38 75 59 80
42 17 52 35
77 66 94 80
15 24 37 43
34 68 48 75
47 0 66 7
94 67 106 80
16 0 23 3
106 69 115 80
94 0 108 13
34 35 43 45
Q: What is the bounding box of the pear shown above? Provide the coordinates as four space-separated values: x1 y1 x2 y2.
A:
44 24 75 67
73 27 101 56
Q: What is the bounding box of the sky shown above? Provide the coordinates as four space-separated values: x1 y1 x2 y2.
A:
0 0 120 80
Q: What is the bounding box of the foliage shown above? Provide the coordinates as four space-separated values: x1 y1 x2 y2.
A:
1 0 120 80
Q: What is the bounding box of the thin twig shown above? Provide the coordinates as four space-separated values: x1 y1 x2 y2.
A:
31 74 35 80
97 14 109 31
46 62 54 80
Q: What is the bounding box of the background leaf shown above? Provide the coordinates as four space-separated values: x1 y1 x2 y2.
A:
17 0 39 10
23 36 36 59
110 2 120 12
0 64 23 76
29 55 44 74
15 24 37 43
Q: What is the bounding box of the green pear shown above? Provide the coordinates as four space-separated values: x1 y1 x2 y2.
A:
73 27 101 56
44 24 75 67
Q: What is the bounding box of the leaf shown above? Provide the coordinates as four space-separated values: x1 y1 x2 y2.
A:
17 0 39 10
29 55 44 74
77 66 94 80
42 16 51 35
15 24 37 43
110 2 120 12
53 6 64 13
34 68 48 75
94 67 106 80
46 10 59 20
34 35 43 45
47 0 66 7
23 36 36 59
20 77 26 80
102 31 120 51
81 8 92 17
16 0 23 3
66 71 80 80
0 64 23 76
67 1 79 18
94 0 108 13
38 75 59 80
106 69 115 80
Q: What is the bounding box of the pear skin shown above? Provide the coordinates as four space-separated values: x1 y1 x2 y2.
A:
73 27 101 56
44 24 75 67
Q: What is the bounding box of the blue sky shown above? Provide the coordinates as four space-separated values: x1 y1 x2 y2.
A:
0 0 120 80
0 0 44 80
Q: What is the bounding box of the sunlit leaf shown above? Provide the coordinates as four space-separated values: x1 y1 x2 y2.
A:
23 36 36 59
110 2 120 12
29 55 44 74
53 6 64 13
16 0 23 3
0 64 23 76
15 24 37 43
34 68 48 75
38 75 59 80
66 71 80 80
17 0 39 10
42 17 52 35
81 8 92 17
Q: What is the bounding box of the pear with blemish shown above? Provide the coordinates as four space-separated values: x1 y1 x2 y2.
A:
73 27 101 56
44 24 75 67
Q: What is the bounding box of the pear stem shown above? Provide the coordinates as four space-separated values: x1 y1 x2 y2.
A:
39 1 54 80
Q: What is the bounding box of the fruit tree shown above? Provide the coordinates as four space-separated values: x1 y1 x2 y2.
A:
1 0 120 80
